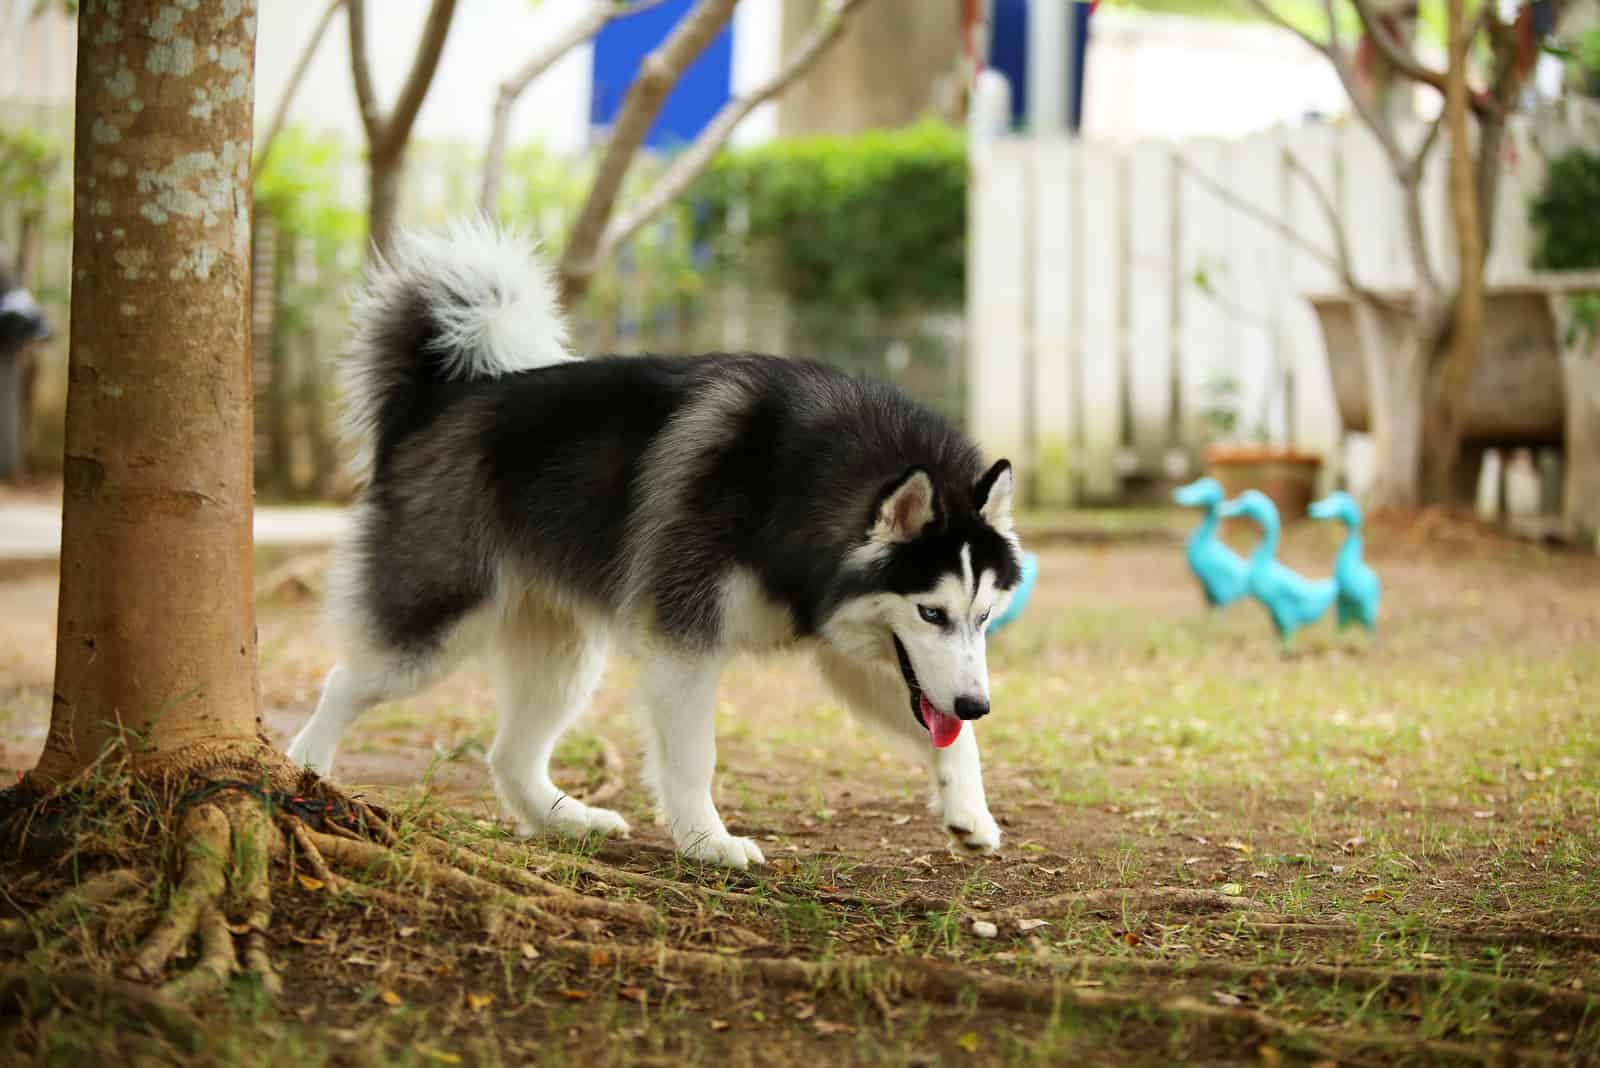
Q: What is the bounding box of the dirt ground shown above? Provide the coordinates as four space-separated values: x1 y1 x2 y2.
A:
2 515 1598 1066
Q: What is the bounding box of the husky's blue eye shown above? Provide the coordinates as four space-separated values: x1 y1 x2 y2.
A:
917 605 948 626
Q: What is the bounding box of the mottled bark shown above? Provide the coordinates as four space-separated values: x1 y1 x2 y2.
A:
31 0 262 786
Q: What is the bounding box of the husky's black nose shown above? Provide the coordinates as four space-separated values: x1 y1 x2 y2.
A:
954 696 989 721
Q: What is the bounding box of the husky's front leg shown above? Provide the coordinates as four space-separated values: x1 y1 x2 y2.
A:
634 652 765 869
932 725 1001 853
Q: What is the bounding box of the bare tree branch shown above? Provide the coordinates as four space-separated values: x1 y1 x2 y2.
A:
1349 0 1447 93
255 0 345 174
596 0 874 264
1244 0 1330 56
383 0 461 158
345 0 383 144
557 0 740 307
480 0 676 217
1246 0 1410 174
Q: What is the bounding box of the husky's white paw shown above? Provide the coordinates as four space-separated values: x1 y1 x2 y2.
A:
678 831 766 869
518 797 631 840
943 799 1001 854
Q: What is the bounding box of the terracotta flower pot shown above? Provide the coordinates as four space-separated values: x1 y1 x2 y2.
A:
1204 445 1322 526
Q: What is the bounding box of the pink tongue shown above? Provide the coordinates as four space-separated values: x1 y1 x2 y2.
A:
921 695 963 749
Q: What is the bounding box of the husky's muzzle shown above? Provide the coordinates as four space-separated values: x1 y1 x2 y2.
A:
892 635 976 750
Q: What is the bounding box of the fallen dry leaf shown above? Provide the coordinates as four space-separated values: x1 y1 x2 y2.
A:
956 1031 980 1053
520 942 539 961
559 989 592 1001
1219 882 1245 897
1362 888 1392 904
710 1020 731 1032
813 1019 855 1035
1016 918 1049 932
413 1044 461 1065
296 873 325 892
588 948 614 968
379 989 402 1007
619 986 648 1004
466 992 493 1011
398 926 418 938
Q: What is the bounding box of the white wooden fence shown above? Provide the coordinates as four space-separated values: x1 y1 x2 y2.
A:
966 117 1546 506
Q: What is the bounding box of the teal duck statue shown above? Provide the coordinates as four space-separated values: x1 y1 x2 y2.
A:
986 551 1038 637
1309 491 1380 631
1173 477 1250 610
1218 490 1336 649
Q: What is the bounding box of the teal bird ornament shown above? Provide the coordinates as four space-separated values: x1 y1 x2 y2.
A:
1173 477 1250 610
985 551 1038 637
1309 491 1380 632
1218 490 1336 649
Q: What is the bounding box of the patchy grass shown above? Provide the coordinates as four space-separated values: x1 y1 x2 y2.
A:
2 519 1598 1065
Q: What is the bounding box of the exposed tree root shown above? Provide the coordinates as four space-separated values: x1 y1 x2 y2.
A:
124 802 231 984
1237 919 1600 953
972 886 1270 925
446 828 771 912
0 868 146 944
1040 953 1599 1016
0 968 202 1051
548 939 1557 1064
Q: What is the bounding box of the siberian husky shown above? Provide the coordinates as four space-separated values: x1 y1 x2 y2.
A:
285 222 1025 868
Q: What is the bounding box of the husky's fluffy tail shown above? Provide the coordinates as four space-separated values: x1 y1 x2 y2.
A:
340 219 573 481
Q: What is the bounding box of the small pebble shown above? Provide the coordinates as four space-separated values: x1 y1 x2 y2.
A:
971 920 999 939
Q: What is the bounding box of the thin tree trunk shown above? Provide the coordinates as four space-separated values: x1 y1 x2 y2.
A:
1356 298 1434 511
301 329 337 498
31 0 261 786
1419 0 1485 506
367 148 405 262
0 348 21 482
347 0 458 260
1562 349 1600 550
14 210 44 479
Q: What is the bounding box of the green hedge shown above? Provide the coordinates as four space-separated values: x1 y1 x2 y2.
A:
693 121 967 312
1531 148 1600 271
1531 148 1600 346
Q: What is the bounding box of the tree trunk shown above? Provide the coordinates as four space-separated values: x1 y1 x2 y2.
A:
1356 297 1432 510
1555 295 1600 550
1418 0 1485 506
0 347 22 481
367 146 405 261
30 0 261 787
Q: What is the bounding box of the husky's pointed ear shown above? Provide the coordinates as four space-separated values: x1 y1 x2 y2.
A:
974 459 1015 535
870 467 939 545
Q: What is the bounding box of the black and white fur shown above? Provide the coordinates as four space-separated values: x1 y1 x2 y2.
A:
285 222 1024 868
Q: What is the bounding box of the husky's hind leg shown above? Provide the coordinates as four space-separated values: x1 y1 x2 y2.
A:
489 603 625 840
287 648 456 777
632 652 763 869
815 647 1001 854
